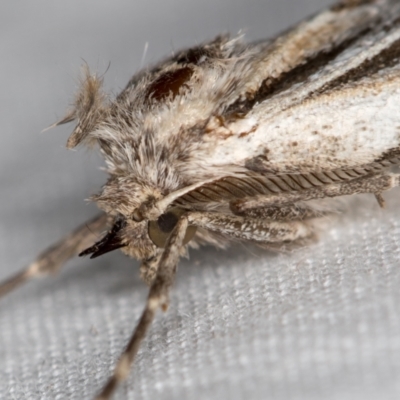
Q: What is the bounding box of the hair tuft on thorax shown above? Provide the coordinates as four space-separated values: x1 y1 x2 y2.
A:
51 65 108 149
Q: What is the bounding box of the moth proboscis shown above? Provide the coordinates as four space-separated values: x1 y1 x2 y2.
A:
2 0 400 398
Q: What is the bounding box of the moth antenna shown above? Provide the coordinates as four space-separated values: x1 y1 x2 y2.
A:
95 216 190 400
0 214 109 300
138 178 218 220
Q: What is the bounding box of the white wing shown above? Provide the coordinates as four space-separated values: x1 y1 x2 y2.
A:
200 65 400 174
186 0 400 178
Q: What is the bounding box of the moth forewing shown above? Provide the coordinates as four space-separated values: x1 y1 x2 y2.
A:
222 72 400 174
2 1 400 399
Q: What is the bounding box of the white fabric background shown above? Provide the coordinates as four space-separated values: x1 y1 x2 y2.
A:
1 1 400 399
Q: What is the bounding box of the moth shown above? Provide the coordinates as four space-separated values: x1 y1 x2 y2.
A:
2 0 400 398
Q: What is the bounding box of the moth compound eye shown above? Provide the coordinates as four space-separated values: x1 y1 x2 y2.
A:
148 208 197 248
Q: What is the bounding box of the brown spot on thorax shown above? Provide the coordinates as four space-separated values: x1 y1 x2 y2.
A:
146 67 193 104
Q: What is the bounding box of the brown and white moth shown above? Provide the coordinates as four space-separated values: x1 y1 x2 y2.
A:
2 0 400 398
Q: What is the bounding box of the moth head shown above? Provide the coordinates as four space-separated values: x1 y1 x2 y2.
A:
87 176 196 263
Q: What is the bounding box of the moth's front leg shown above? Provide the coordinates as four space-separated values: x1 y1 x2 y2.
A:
96 209 314 399
0 213 109 299
231 173 400 214
95 215 189 400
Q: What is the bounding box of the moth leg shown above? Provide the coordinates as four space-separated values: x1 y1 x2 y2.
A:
95 216 189 400
187 211 313 244
139 252 163 285
95 210 314 399
231 173 400 214
0 213 109 299
230 202 332 220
